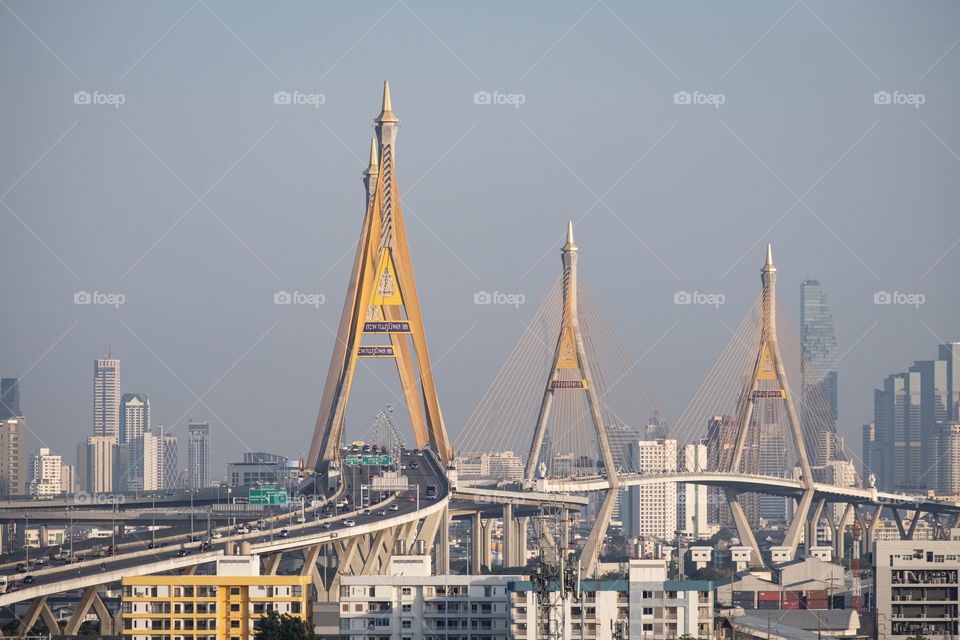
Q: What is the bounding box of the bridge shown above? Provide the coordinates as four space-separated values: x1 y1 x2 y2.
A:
5 82 959 635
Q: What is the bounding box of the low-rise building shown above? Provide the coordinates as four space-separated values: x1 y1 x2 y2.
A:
874 539 960 639
121 556 310 640
509 559 715 640
339 556 516 639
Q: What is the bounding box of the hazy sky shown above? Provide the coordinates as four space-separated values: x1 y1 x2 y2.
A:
2 1 958 478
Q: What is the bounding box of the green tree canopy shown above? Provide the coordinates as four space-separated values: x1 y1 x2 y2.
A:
254 611 317 640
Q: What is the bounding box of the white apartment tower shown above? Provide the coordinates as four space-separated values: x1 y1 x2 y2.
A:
622 439 679 540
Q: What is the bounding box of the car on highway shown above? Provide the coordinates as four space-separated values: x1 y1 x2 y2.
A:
278 529 290 538
414 449 423 456
211 531 223 539
176 549 190 557
376 509 387 516
342 519 356 527
295 516 305 524
362 509 371 515
410 462 419 470
336 498 348 508
15 564 28 573
22 575 35 584
321 522 332 530
389 504 400 511
33 558 46 566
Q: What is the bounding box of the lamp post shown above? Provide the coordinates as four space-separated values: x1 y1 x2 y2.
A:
23 513 29 566
67 507 74 560
189 490 195 540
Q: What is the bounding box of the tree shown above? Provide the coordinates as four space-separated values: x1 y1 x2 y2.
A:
254 611 317 640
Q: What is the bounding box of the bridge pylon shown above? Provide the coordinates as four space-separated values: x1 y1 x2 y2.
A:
726 244 815 565
523 222 619 576
307 82 453 472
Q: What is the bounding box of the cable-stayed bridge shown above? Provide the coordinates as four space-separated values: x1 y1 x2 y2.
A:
3 83 958 634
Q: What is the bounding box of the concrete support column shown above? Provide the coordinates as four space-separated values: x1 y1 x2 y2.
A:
437 506 451 574
517 516 529 568
482 518 493 570
470 512 482 575
502 504 514 568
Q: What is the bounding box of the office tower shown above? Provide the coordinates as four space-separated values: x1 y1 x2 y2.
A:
28 447 64 497
621 439 678 540
800 280 839 465
938 422 960 494
757 422 788 524
159 427 179 490
187 420 211 489
119 393 151 443
706 415 736 527
0 378 20 419
862 422 880 486
605 424 642 471
941 342 960 420
84 436 116 494
909 360 949 490
117 393 151 491
678 442 709 539
0 417 27 497
873 372 922 492
94 355 121 439
61 464 75 494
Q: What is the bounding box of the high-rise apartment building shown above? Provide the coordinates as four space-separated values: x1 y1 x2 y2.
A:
909 359 949 490
0 378 21 420
187 421 211 489
622 439 678 540
937 421 960 494
0 417 27 497
800 280 839 464
28 447 64 497
94 356 121 439
940 342 960 420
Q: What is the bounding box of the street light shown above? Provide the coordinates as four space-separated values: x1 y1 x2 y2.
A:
23 513 29 566
67 506 74 560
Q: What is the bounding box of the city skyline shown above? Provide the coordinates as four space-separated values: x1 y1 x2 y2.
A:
2 2 958 475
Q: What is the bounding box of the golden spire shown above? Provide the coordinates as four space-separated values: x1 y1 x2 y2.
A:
376 80 399 123
364 137 379 175
563 220 577 251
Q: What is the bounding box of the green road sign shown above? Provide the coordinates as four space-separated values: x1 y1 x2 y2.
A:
361 455 393 466
344 455 361 466
249 485 288 505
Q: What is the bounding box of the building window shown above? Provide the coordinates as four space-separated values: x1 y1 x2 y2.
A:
402 604 411 612
230 587 241 596
401 587 412 596
402 620 412 629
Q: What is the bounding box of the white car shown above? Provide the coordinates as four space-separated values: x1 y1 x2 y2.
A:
389 504 400 511
342 520 356 527
211 532 223 539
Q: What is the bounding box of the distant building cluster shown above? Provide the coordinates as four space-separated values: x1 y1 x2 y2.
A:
455 451 524 482
864 342 960 494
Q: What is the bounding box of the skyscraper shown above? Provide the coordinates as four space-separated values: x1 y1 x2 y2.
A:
939 343 960 420
938 422 960 494
187 421 210 489
0 378 21 420
800 280 838 464
0 417 27 497
94 356 121 439
119 393 150 443
909 359 949 490
160 427 179 490
84 436 116 494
